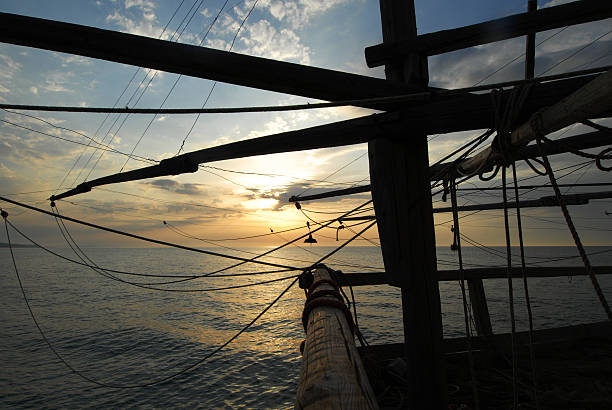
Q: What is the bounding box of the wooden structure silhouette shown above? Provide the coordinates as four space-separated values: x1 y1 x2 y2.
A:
1 0 611 407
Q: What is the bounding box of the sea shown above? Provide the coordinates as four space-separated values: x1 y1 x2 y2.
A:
1 245 611 408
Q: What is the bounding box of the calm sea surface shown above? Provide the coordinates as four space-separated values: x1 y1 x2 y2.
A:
1 245 611 408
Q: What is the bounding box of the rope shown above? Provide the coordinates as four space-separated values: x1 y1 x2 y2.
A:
501 166 519 410
449 178 480 410
2 65 609 115
511 163 540 409
1 208 301 388
535 139 612 320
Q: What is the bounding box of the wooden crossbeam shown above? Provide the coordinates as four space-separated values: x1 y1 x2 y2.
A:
289 129 610 203
365 0 612 67
335 266 612 287
51 73 609 201
0 12 421 106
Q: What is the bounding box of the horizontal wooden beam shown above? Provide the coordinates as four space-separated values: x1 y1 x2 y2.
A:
359 321 612 360
330 190 611 218
336 266 612 287
365 0 612 67
0 12 420 105
432 190 612 213
289 129 610 203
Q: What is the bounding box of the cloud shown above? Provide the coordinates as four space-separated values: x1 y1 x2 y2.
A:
239 19 311 64
257 0 350 30
29 86 38 94
61 55 94 67
146 178 206 195
41 71 75 93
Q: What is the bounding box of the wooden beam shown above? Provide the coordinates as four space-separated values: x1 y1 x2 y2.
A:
52 75 609 201
335 266 612 287
289 129 610 203
369 1 446 408
335 189 607 220
365 0 612 67
460 69 612 176
50 111 402 200
359 321 612 360
0 12 421 106
432 191 612 213
525 0 537 80
295 267 378 409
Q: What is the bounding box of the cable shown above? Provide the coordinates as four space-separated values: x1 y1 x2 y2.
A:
3 212 299 388
537 29 612 77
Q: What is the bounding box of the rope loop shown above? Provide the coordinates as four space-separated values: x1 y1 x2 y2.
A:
595 147 612 172
478 164 501 181
523 157 548 176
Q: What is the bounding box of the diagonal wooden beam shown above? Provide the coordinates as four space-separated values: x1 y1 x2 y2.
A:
365 0 612 67
0 12 421 106
289 129 610 203
50 111 402 200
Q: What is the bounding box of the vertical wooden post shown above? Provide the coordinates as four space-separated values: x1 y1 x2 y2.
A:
467 280 493 336
525 0 537 79
296 267 378 409
368 1 446 408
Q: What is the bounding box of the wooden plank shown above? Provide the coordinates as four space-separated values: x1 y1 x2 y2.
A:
365 0 612 66
369 1 446 408
295 267 378 409
290 129 610 203
359 321 612 360
336 266 612 287
0 12 420 106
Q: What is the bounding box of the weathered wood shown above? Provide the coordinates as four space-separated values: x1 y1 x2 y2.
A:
369 1 446 408
461 69 612 175
365 0 612 66
467 279 493 337
0 12 421 106
295 267 378 410
358 321 612 360
335 266 612 287
525 0 537 80
290 128 610 203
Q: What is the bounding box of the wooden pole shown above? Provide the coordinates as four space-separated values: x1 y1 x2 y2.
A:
525 0 537 80
295 267 378 409
368 1 446 407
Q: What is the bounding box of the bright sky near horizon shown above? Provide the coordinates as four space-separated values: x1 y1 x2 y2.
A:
0 0 611 249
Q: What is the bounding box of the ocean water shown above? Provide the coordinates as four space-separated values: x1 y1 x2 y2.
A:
1 245 611 408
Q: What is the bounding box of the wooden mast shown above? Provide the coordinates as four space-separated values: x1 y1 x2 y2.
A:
368 1 446 407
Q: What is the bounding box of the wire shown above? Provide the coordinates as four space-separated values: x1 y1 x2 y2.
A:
3 213 299 388
537 29 612 77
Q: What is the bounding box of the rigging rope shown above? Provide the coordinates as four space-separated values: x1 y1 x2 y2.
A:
535 139 612 320
511 162 540 409
450 178 480 410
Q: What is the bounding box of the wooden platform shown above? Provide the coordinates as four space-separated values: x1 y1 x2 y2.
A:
359 321 612 409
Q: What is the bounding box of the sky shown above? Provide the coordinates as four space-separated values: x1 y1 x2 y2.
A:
0 0 611 249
